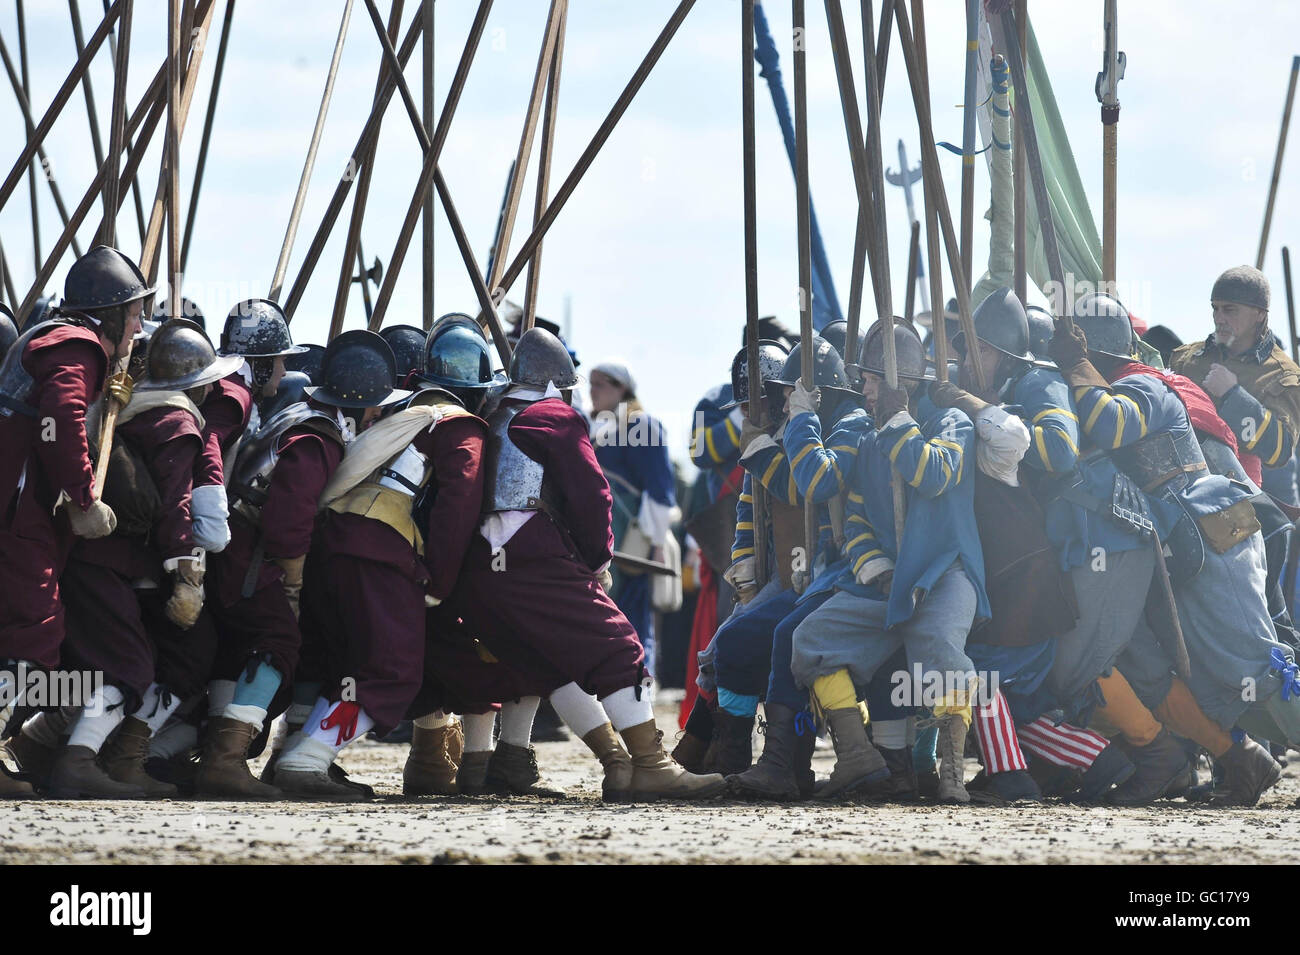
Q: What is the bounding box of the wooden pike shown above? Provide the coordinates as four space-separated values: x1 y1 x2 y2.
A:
793 0 818 570
894 0 984 389
180 0 236 273
99 0 132 247
165 0 182 316
1284 247 1297 364
741 0 769 585
15 0 40 266
267 0 356 302
1257 56 1299 270
421 0 434 329
913 0 948 382
0 238 17 310
904 220 920 322
1012 0 1026 303
959 0 978 284
523 0 569 332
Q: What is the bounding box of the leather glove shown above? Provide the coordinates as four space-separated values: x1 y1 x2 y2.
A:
66 498 117 539
724 556 758 604
788 380 821 418
873 382 911 426
273 555 306 619
1202 363 1239 399
739 418 768 455
1048 324 1110 389
875 570 894 595
165 558 205 629
929 380 990 418
791 568 810 596
596 568 614 591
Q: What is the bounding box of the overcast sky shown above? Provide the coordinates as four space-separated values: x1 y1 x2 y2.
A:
2 1 1297 475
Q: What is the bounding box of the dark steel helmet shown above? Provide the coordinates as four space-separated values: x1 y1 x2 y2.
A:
422 316 494 392
379 324 427 379
818 320 864 365
1025 304 1055 361
509 327 579 389
772 336 848 389
722 339 789 410
136 319 244 392
154 296 206 330
1072 292 1136 361
219 299 308 358
61 245 155 313
0 303 16 361
305 329 411 409
953 287 1033 361
854 318 934 381
1142 324 1184 367
284 342 326 383
260 370 313 419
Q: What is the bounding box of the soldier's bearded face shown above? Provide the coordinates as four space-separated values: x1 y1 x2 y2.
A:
860 372 881 413
1212 301 1267 354
114 300 145 361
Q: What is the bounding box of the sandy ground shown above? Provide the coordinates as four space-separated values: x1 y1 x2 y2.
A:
3 692 1298 865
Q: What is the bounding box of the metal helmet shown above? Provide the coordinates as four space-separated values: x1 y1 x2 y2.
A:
379 324 427 379
855 318 934 381
304 329 411 409
508 327 579 389
0 304 16 362
61 245 155 314
772 336 848 389
1071 292 1136 361
136 319 244 392
818 319 864 365
260 370 313 419
284 341 326 383
1025 304 1055 361
154 296 206 330
723 339 789 410
953 286 1033 361
422 315 495 392
219 299 308 358
1142 325 1184 368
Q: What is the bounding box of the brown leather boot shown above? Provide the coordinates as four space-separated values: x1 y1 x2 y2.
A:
195 717 282 800
99 718 178 798
5 731 57 789
0 762 35 798
670 731 709 774
486 742 567 797
581 723 634 801
48 744 146 799
620 720 727 800
403 721 463 797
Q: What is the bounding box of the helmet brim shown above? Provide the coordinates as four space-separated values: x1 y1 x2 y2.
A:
135 353 245 393
219 343 311 359
950 329 1035 363
303 385 413 409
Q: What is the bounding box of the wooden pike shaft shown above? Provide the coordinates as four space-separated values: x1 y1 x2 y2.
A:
68 0 107 171
1012 0 1026 303
895 0 983 389
793 0 817 573
1257 56 1299 270
421 0 434 329
904 220 920 322
486 0 698 306
484 0 566 300
959 0 977 285
523 0 568 333
329 0 406 342
0 0 121 216
913 0 947 382
180 0 236 273
741 0 769 584
0 238 17 310
267 0 356 302
282 7 430 320
0 34 84 257
141 0 218 282
100 0 132 247
166 0 182 317
1284 247 1297 364
16 0 41 267
356 0 512 364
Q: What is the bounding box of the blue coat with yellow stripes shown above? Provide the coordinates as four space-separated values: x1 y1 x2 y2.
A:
1072 371 1254 533
836 401 990 629
780 400 873 601
1009 365 1148 571
690 383 743 501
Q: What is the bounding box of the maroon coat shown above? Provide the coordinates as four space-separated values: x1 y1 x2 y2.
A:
453 398 644 700
194 373 253 488
0 326 106 664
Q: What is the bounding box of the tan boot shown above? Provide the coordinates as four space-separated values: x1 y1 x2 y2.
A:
936 714 971 804
99 718 178 798
48 744 146 799
816 707 889 800
619 720 727 800
581 722 634 801
195 717 282 800
457 750 492 795
403 721 463 797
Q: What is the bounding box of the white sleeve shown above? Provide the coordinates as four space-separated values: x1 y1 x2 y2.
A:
636 493 681 547
974 405 1031 486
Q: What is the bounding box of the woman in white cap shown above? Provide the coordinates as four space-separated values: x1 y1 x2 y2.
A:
588 359 679 681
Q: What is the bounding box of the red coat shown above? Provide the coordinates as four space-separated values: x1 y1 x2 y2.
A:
194 373 254 488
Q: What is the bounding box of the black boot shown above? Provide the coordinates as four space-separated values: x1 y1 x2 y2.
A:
1074 742 1135 803
672 695 714 773
793 711 817 798
729 704 802 800
1108 730 1190 806
1208 736 1281 807
530 700 570 743
974 768 1041 803
705 709 754 777
863 745 919 801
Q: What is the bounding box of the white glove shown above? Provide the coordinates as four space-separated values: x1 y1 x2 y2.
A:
789 380 820 418
425 595 442 608
1202 363 1239 399
724 556 758 603
727 405 745 430
597 568 614 591
741 432 779 462
791 568 810 595
190 484 231 553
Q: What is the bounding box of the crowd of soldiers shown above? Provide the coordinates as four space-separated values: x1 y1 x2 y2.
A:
0 242 1298 809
